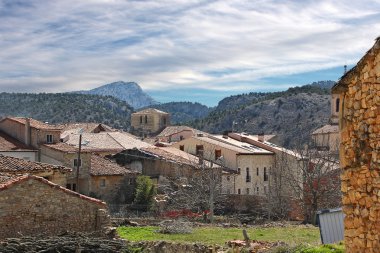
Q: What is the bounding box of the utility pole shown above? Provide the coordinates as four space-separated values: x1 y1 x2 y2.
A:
76 130 83 193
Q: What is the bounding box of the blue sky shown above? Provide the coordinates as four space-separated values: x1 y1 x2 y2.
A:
0 0 379 106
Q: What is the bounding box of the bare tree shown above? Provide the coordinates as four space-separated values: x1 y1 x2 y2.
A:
162 151 227 223
281 145 341 223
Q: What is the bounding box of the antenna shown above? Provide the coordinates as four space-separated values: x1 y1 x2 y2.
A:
344 65 347 74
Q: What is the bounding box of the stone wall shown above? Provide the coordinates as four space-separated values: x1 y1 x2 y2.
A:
336 38 380 252
0 175 110 239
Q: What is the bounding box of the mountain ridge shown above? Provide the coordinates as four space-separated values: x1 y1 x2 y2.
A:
73 81 158 109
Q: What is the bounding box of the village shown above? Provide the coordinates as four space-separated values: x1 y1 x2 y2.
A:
0 38 378 253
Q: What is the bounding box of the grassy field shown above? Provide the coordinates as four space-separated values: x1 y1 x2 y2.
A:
117 226 321 246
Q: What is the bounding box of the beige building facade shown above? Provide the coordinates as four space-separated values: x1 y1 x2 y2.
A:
173 134 274 196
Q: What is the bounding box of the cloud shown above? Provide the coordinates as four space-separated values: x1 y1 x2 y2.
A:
0 0 379 94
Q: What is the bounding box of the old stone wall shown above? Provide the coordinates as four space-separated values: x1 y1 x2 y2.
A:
0 176 110 239
338 39 380 252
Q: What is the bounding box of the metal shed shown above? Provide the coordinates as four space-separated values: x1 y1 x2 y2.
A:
317 207 344 244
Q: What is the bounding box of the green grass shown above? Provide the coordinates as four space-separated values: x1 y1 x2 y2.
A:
117 226 321 246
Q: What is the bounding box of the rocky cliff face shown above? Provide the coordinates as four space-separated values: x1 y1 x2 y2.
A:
75 81 158 109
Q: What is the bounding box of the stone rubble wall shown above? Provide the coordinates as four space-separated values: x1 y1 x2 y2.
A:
0 177 110 239
339 40 380 253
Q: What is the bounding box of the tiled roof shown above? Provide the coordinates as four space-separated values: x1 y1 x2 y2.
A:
42 142 90 153
64 132 152 152
312 124 339 135
0 174 106 206
0 131 36 151
157 126 205 137
108 132 152 149
59 123 115 133
140 146 220 168
0 173 18 184
133 108 168 115
211 135 274 154
0 155 72 173
90 154 133 176
3 117 62 130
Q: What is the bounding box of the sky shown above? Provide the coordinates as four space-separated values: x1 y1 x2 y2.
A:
0 0 379 106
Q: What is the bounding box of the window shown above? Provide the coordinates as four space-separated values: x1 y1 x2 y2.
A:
336 98 340 113
237 168 241 174
256 167 259 176
179 145 184 151
128 178 134 185
264 167 269 181
215 149 222 160
246 188 250 195
246 167 251 182
238 189 241 195
196 145 204 156
256 187 259 193
73 158 82 167
144 115 148 124
46 134 53 143
226 176 230 181
72 183 76 192
179 135 184 141
66 184 71 190
100 179 106 187
163 117 167 125
140 115 143 124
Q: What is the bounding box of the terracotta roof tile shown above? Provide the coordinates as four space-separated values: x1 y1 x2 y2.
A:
90 154 133 176
3 117 62 130
0 174 106 206
0 131 36 151
157 126 205 137
0 155 72 173
0 173 18 184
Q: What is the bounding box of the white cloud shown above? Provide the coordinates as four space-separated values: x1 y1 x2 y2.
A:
0 0 379 93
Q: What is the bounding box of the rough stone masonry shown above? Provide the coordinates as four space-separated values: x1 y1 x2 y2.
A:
333 37 380 253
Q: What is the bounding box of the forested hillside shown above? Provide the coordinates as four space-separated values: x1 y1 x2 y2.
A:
190 84 333 148
0 93 133 130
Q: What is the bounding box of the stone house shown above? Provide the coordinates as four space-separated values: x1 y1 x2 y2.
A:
40 142 137 204
112 146 236 195
0 117 62 149
86 154 137 204
0 131 37 161
333 37 380 252
0 174 110 239
173 134 274 196
0 154 71 186
131 108 170 137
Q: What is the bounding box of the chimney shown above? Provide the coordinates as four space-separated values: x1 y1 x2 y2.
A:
25 118 31 146
258 132 264 142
